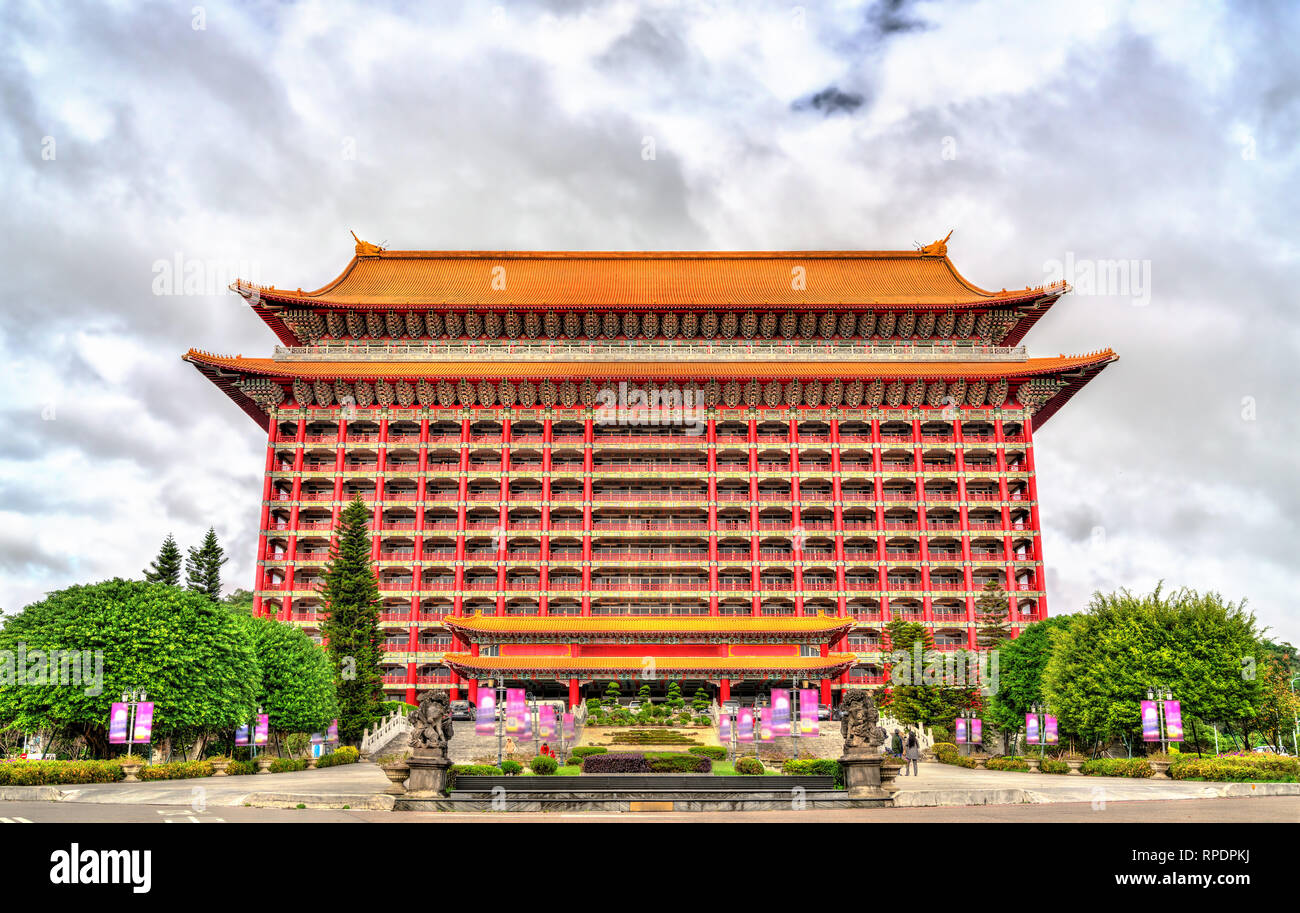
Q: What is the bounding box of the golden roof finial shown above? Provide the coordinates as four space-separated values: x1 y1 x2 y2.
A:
918 230 954 257
350 231 384 257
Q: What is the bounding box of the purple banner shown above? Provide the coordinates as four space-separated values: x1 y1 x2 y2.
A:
955 717 967 744
1044 715 1058 745
327 719 339 743
719 713 731 742
133 703 154 743
1025 712 1039 745
235 724 250 746
562 713 575 741
254 713 269 746
737 708 754 742
798 689 819 737
310 732 324 745
476 690 496 736
759 707 774 742
539 705 557 740
108 703 130 744
770 690 791 738
1164 701 1183 742
1141 700 1160 742
506 688 526 737
971 718 982 745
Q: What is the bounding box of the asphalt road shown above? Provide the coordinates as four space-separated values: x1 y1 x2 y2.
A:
2 796 1297 823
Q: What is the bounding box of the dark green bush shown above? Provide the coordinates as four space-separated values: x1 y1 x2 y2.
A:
500 760 523 775
529 755 559 775
646 752 710 773
687 746 728 760
268 758 309 774
733 757 765 776
781 758 844 786
1081 758 1152 778
569 746 608 759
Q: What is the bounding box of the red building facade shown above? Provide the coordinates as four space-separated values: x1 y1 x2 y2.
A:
187 236 1115 708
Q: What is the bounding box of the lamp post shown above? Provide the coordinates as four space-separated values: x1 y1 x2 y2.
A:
120 689 149 757
959 709 977 755
1028 702 1047 758
1146 687 1174 755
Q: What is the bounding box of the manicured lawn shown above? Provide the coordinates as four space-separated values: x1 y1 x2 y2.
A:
712 761 778 776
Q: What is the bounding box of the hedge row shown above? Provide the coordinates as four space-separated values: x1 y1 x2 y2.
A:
932 742 977 768
315 746 360 768
1081 758 1152 778
734 757 765 775
569 746 608 759
139 760 214 780
581 751 711 774
985 757 1029 772
1171 754 1299 782
781 758 844 786
268 758 309 774
0 760 125 785
687 746 728 761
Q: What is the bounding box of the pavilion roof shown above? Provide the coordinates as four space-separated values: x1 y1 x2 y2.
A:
440 653 858 677
443 613 854 641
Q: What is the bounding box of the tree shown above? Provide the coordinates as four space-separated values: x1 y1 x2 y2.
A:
0 579 259 758
985 615 1074 754
692 687 711 713
603 680 622 709
185 527 227 601
319 498 384 744
1245 657 1299 752
1042 585 1260 754
235 615 337 741
882 619 973 735
143 534 183 586
974 579 1012 649
222 588 255 616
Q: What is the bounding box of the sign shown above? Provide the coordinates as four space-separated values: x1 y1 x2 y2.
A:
737 708 754 742
719 712 731 742
562 713 575 741
539 704 557 740
971 718 982 745
253 713 269 746
1164 701 1183 741
1043 715 1058 745
759 707 774 742
327 719 339 743
476 690 496 736
234 724 251 747
108 703 130 744
798 689 819 737
310 732 323 745
1025 712 1039 745
955 717 967 744
770 690 791 738
1140 700 1160 742
506 689 526 736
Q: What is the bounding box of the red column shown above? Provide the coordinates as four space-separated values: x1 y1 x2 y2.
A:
331 416 346 532
453 417 470 618
254 418 279 618
914 417 931 623
748 417 761 616
955 415 977 648
995 416 1018 625
495 416 511 617
830 418 846 617
1022 412 1047 619
569 677 580 709
719 678 731 703
372 416 387 563
789 415 804 617
581 413 593 616
872 418 889 624
539 417 552 617
706 416 719 616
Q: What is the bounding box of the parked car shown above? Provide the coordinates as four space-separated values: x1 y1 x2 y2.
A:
449 700 474 721
627 700 642 713
817 704 832 721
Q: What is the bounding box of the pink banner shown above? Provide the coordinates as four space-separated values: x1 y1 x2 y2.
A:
476 690 496 736
719 713 731 742
1141 700 1159 742
737 708 754 742
327 719 338 743
770 690 791 738
562 713 575 741
539 704 557 740
108 703 130 744
254 713 269 746
1164 701 1183 741
798 689 819 737
759 707 774 742
234 724 250 746
971 719 982 744
1025 712 1039 745
1044 715 1058 745
506 688 526 737
955 717 967 744
133 703 154 743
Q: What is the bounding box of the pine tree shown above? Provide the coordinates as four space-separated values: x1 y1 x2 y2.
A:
975 579 1013 649
320 497 384 744
185 527 227 600
144 534 183 586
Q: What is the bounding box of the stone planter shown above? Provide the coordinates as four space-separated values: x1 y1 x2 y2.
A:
255 756 273 775
973 755 988 770
1150 760 1171 780
120 761 143 783
879 761 902 794
210 758 231 777
1026 756 1041 773
307 757 319 769
380 762 411 795
1066 758 1085 776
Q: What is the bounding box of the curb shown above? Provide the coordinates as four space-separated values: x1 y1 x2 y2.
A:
0 787 66 802
240 793 395 811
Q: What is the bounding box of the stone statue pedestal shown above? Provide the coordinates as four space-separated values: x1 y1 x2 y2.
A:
405 751 451 797
840 751 890 800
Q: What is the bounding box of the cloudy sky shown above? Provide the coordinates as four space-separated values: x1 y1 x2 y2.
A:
2 0 1296 641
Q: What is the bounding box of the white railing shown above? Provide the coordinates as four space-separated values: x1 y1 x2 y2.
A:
273 341 1029 364
360 709 411 757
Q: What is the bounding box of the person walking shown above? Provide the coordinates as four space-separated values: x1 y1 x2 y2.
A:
904 731 920 776
891 729 904 757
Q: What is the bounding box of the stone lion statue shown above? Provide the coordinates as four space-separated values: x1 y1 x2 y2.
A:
840 689 887 755
408 691 454 758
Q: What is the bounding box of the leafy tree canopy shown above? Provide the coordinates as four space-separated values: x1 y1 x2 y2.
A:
234 615 337 733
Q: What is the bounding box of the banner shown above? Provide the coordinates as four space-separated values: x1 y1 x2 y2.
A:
955 717 967 744
476 690 496 736
1141 700 1160 742
327 719 339 743
719 712 731 742
539 704 557 741
310 732 324 745
759 707 774 742
737 708 754 742
254 713 269 746
770 690 791 738
133 702 155 743
506 688 526 736
1044 715 1058 745
108 703 130 744
971 718 982 745
562 713 575 741
798 689 819 737
1025 712 1039 745
1164 701 1183 742
235 724 250 746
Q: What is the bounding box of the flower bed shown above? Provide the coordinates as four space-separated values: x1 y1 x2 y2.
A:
0 759 125 785
1080 758 1152 778
315 746 360 768
985 757 1029 772
139 760 214 780
931 742 976 768
1171 753 1299 783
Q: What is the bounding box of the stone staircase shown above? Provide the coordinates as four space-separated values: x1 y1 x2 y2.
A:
360 710 411 759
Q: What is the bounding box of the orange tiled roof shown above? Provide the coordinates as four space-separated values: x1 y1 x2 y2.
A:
441 653 857 675
183 349 1117 381
236 246 1065 310
443 614 853 639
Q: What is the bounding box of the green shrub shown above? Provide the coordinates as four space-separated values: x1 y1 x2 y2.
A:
139 760 214 780
734 757 765 776
500 760 523 775
1171 754 1300 783
0 760 124 785
985 756 1029 772
569 746 608 759
1039 759 1070 775
268 758 309 774
1081 758 1152 778
688 746 728 760
448 763 503 787
529 755 558 775
227 759 256 775
931 742 975 768
316 745 360 768
781 758 844 787
645 752 710 773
